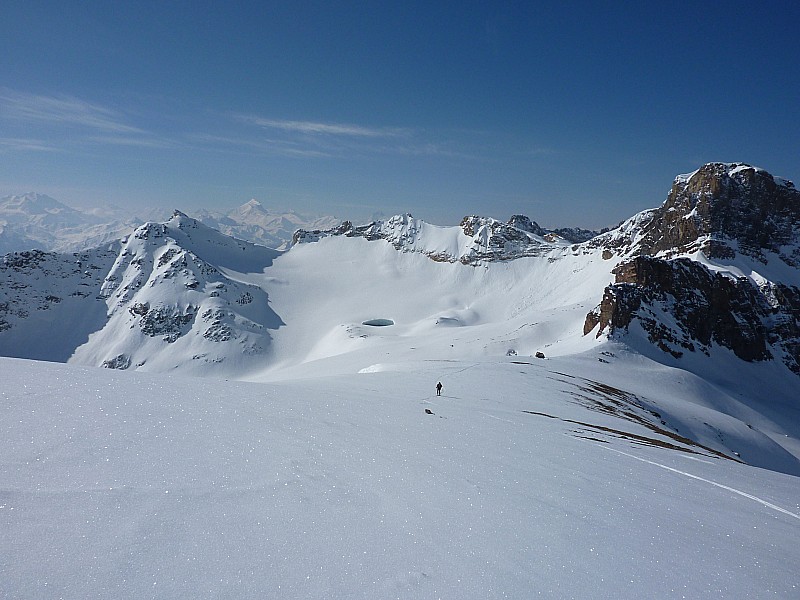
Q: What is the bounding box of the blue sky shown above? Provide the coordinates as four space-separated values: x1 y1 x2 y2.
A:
1 1 798 228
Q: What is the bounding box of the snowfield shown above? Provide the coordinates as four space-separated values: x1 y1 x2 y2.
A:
2 352 799 599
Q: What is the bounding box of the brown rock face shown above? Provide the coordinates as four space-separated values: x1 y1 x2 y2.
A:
584 256 798 368
635 163 800 263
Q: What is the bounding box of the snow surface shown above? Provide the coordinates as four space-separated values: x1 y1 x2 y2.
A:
2 353 798 599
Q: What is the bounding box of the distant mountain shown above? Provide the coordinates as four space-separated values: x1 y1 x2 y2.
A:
195 199 340 249
0 192 137 254
0 194 340 253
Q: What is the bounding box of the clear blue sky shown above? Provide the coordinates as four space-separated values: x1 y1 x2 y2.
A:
1 1 798 228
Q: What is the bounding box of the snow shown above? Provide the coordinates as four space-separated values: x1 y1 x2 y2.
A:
728 164 760 177
674 168 700 184
2 354 798 598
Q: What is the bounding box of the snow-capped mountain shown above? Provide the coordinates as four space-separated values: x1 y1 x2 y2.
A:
1 162 799 460
0 193 340 254
195 199 340 249
3 163 799 385
0 211 281 377
0 192 138 254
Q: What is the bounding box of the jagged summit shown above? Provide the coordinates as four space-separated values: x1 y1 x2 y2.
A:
293 212 594 264
597 162 800 265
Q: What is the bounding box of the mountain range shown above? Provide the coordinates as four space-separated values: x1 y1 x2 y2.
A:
0 193 338 253
2 162 799 597
1 162 798 450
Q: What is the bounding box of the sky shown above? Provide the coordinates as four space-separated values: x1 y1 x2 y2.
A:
1 1 798 229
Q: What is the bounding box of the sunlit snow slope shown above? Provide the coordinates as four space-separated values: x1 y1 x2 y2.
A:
2 356 798 599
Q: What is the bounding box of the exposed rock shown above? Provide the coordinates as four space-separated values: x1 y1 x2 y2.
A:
139 305 197 342
594 163 800 263
102 354 131 369
507 215 545 236
584 256 800 369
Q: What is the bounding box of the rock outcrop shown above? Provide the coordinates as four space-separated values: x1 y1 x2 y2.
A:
593 163 800 263
584 256 783 362
585 163 800 374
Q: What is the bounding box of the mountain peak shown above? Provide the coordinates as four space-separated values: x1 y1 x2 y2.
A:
599 162 800 264
1 192 76 216
676 162 795 190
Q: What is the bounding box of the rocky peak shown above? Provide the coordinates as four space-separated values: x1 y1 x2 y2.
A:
615 162 800 263
507 215 545 236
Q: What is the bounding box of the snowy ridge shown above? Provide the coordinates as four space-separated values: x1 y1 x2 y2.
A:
293 212 581 264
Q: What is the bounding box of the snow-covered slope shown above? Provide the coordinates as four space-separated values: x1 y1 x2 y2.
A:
2 354 798 598
0 247 119 361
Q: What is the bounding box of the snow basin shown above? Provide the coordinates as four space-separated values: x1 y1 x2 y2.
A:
362 318 394 327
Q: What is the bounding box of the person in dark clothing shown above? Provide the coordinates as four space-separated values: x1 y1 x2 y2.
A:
436 381 443 396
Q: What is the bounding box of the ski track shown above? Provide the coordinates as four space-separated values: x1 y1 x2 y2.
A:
602 445 800 521
476 410 521 425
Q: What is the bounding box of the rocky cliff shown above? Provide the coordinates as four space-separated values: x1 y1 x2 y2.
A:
593 162 800 263
585 163 800 374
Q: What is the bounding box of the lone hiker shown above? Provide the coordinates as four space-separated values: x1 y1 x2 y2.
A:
436 381 443 396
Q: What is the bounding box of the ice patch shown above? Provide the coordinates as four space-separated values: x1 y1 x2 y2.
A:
362 318 394 327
